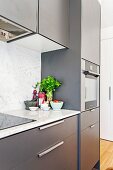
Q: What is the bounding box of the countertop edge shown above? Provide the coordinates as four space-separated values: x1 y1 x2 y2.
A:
0 109 80 140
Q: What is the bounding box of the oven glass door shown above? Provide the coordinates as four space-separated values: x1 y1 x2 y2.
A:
85 74 99 110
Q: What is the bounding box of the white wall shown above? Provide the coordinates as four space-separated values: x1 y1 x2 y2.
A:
101 0 113 28
0 42 41 112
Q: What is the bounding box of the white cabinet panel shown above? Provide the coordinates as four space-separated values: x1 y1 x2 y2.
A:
101 39 113 141
100 39 111 140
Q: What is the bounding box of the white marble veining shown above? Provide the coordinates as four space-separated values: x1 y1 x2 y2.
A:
0 109 80 139
0 42 41 112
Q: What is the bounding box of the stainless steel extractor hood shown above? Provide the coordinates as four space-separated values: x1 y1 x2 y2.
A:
0 16 31 42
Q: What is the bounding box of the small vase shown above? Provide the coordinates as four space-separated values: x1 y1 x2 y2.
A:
46 91 53 102
38 92 46 106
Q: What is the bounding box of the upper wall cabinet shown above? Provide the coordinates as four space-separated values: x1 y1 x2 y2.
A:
81 0 101 65
0 0 37 32
0 0 69 52
39 0 69 47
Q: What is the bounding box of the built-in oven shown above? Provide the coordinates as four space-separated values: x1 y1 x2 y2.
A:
81 59 100 111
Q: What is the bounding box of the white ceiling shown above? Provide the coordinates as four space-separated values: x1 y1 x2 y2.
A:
101 0 113 28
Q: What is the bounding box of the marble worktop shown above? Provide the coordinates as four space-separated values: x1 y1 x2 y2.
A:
0 109 80 139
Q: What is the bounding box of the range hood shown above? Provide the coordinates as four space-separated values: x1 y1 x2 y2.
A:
12 33 65 53
0 16 65 53
0 16 31 42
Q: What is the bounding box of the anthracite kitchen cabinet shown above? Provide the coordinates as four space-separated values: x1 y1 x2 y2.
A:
41 0 100 169
0 0 37 32
0 116 78 170
0 0 69 47
80 108 100 170
14 135 77 170
81 0 101 65
81 123 99 170
39 0 69 47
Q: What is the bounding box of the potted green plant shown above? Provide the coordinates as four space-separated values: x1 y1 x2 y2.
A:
36 76 61 102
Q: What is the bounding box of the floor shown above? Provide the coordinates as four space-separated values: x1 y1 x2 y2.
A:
100 139 113 170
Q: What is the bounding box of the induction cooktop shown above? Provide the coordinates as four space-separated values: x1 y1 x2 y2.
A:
0 113 35 130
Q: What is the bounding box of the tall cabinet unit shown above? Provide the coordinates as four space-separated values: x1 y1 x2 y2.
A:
80 0 100 169
101 38 113 141
41 0 101 170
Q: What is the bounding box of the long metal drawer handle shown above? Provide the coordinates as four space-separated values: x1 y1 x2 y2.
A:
39 120 64 130
90 124 95 128
38 141 64 158
109 86 111 100
90 108 96 112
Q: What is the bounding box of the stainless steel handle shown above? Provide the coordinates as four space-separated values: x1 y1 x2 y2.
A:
109 86 111 100
85 87 87 99
90 108 96 112
90 124 95 128
84 70 100 77
39 120 64 130
38 141 64 158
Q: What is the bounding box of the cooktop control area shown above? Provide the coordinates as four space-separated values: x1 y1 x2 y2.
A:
0 113 35 130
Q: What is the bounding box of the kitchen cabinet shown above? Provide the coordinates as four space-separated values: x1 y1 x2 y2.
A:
81 108 99 131
13 135 77 170
0 0 69 49
81 0 101 65
41 0 100 168
80 108 100 170
39 0 69 47
0 115 77 170
0 0 37 32
81 122 99 170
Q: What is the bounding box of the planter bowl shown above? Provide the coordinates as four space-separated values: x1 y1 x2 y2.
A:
24 100 38 110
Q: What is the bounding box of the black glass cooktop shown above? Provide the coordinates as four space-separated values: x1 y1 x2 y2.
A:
0 113 35 130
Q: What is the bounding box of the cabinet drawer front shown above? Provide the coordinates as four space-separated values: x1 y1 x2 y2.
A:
0 116 77 170
13 135 77 170
81 108 99 130
36 115 77 152
81 122 99 170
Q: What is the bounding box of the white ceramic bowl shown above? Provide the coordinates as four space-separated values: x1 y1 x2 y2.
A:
29 107 38 111
42 107 50 111
50 101 64 111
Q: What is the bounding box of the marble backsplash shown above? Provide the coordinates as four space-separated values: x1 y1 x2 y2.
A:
0 42 41 112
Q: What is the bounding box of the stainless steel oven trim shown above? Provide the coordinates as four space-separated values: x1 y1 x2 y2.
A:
81 59 100 111
81 59 85 111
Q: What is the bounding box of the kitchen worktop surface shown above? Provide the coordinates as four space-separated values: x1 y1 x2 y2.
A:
0 109 80 139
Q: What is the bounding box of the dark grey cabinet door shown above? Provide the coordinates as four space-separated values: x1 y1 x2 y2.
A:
14 135 77 170
81 0 101 65
39 0 69 47
81 122 99 170
0 116 77 170
81 108 99 131
0 0 37 32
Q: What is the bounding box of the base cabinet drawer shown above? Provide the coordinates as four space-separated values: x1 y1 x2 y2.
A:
0 116 77 170
81 122 99 170
81 108 99 131
13 135 77 170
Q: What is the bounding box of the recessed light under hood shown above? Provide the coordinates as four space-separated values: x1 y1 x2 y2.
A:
0 16 31 42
